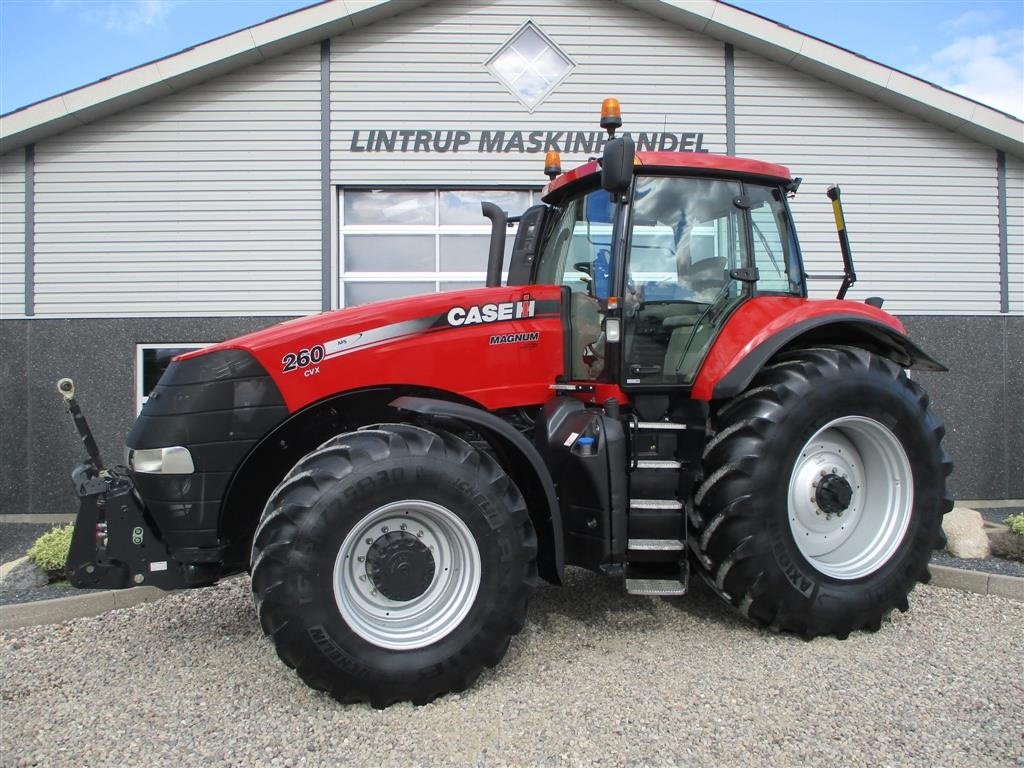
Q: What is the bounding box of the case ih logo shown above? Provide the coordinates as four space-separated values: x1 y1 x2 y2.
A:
447 300 536 327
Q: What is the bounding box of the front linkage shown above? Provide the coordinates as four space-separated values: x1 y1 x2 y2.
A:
58 378 188 591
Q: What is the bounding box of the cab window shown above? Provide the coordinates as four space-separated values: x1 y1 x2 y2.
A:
534 188 616 380
747 185 803 295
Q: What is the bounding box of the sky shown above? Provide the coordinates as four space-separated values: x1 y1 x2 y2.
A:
0 0 1022 119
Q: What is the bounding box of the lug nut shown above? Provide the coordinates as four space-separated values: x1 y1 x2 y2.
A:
382 526 389 533
366 538 373 545
357 555 364 563
400 523 407 531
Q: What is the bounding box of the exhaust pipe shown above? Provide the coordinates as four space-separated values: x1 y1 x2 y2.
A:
481 202 507 287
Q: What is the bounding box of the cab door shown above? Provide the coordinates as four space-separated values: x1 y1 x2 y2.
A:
623 176 749 386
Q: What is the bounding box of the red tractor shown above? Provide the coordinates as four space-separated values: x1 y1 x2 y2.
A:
59 100 952 707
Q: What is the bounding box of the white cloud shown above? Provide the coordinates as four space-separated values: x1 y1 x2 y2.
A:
941 9 1002 31
84 0 178 35
914 30 1024 118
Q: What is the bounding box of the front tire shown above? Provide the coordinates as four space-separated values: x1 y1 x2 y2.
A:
250 423 537 707
692 347 953 639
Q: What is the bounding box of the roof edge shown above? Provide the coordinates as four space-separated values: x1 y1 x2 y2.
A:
0 0 429 155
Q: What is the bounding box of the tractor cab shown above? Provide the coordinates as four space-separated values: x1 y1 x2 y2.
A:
498 99 805 394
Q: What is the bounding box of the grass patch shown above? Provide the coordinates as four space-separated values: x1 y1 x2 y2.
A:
1004 513 1024 537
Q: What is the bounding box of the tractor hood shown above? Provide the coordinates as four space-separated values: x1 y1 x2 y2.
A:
175 285 566 413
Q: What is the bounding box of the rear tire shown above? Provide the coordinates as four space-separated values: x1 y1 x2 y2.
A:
250 423 537 706
691 347 953 639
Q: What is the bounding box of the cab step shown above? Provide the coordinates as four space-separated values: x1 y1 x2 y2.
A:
625 578 688 596
633 459 682 470
628 538 685 551
629 498 683 510
635 421 689 431
624 562 688 596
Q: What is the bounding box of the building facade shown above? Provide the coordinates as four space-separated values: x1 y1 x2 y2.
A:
1 0 1022 516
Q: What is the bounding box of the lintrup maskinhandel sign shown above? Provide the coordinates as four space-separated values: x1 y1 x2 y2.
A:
347 129 711 154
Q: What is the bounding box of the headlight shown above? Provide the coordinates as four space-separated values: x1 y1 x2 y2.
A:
127 446 195 474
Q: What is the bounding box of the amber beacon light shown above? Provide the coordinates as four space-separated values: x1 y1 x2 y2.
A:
544 150 562 179
600 97 622 136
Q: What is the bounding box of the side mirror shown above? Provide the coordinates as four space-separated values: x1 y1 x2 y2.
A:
601 135 635 193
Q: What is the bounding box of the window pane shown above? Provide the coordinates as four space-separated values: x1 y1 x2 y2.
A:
344 190 434 225
344 282 434 306
439 235 515 273
439 190 532 224
746 186 798 294
440 235 488 272
344 235 434 272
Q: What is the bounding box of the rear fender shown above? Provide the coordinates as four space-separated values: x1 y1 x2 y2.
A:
391 395 564 585
693 298 947 401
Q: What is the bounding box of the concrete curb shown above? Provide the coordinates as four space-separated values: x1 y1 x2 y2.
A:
0 514 76 524
928 564 1024 601
0 586 170 631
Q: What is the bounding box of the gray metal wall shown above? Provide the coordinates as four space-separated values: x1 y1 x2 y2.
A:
0 0 1021 509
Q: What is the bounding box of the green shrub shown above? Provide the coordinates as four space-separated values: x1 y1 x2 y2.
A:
27 524 74 575
1005 513 1024 537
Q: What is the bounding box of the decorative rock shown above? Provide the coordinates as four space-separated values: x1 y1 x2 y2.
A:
988 528 1024 562
942 507 991 559
0 557 50 592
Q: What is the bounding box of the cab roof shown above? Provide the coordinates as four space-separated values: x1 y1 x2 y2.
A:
542 151 792 203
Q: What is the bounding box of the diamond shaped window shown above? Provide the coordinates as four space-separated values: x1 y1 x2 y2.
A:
486 22 574 110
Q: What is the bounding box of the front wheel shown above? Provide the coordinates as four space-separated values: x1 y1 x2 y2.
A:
692 346 953 639
250 423 537 707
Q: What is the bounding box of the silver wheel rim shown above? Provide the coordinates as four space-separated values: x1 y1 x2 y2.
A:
333 500 481 650
787 416 913 580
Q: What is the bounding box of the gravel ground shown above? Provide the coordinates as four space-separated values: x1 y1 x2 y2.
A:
0 524 104 605
2 570 1021 768
0 525 51 565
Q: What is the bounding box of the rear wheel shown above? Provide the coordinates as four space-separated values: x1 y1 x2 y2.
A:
251 423 537 706
691 346 953 639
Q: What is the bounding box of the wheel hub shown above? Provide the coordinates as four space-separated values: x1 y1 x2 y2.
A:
365 531 436 601
815 474 854 516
